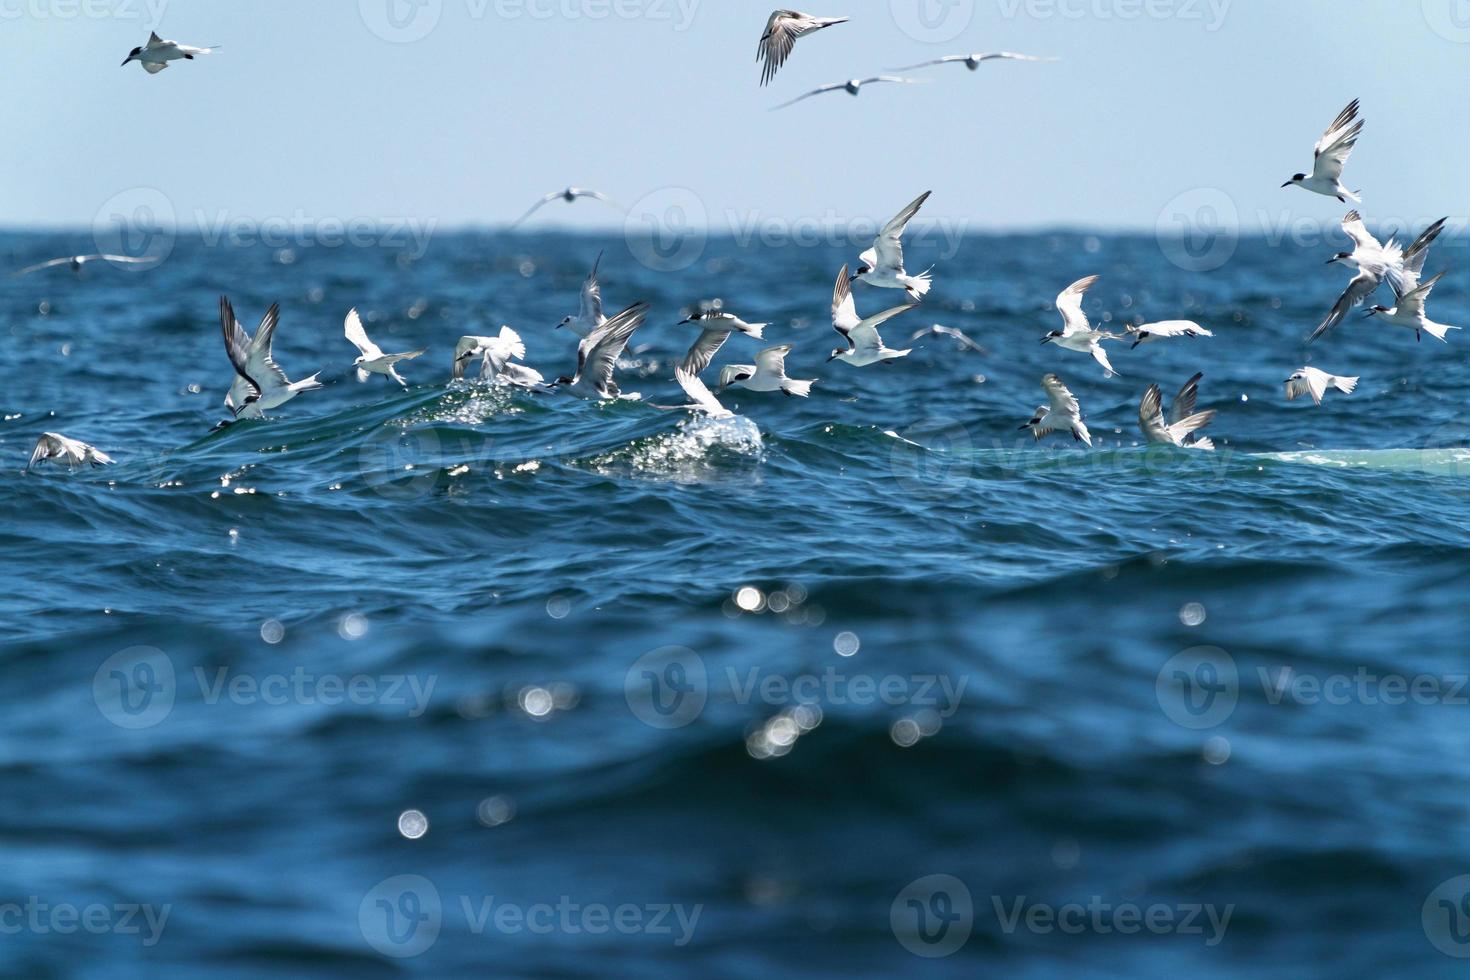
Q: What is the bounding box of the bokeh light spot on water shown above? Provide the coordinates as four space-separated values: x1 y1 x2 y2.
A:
735 586 765 613
338 613 369 640
397 809 428 839
1180 602 1207 627
834 631 860 657
1204 736 1231 765
260 619 285 645
476 795 516 827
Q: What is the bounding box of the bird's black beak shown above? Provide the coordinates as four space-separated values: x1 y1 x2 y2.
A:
1131 339 1142 350
1039 335 1053 345
826 353 839 363
1018 422 1032 430
1325 257 1338 265
121 57 131 66
1280 180 1293 188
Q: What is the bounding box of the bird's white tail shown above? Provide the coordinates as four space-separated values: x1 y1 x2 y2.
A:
905 269 934 300
1334 375 1359 394
744 323 768 341
291 373 325 393
1191 436 1216 452
782 378 814 398
1423 321 1460 342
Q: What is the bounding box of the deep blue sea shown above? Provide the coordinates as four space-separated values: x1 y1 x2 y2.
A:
4 228 1470 978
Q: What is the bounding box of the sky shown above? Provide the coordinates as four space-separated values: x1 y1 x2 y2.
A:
3 0 1468 235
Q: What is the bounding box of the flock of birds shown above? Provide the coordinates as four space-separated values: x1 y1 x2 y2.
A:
16 14 1461 468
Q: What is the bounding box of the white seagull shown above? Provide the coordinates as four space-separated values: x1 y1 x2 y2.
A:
1020 374 1092 447
890 51 1057 72
1307 210 1431 343
344 309 426 387
555 301 651 400
12 253 157 277
772 76 923 110
828 264 916 366
1366 271 1460 343
453 327 544 385
220 297 323 417
677 308 767 377
718 345 815 397
122 32 219 73
556 252 607 338
26 433 114 470
1139 372 1216 451
512 188 621 228
855 191 934 300
1285 366 1358 406
758 10 848 86
1282 99 1362 203
1041 275 1122 378
1126 320 1214 349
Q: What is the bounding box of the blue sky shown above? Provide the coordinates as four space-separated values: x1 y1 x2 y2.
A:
4 0 1467 232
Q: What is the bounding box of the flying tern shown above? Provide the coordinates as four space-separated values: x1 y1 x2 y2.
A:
453 327 544 384
1282 99 1362 203
556 252 607 338
718 345 815 397
677 308 767 377
1020 374 1092 447
1285 367 1358 405
26 433 114 470
555 301 650 400
1139 372 1216 450
1041 275 1122 378
512 188 621 228
855 191 934 300
11 254 157 277
1126 320 1214 349
1365 271 1460 343
772 76 923 110
344 309 426 386
828 264 916 366
122 32 219 73
890 51 1057 72
758 10 848 86
220 297 323 417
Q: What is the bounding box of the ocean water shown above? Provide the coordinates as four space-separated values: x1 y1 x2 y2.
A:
3 228 1470 978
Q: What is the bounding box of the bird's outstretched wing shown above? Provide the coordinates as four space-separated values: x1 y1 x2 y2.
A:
581 250 605 324
1312 99 1362 182
870 190 931 274
1055 275 1100 335
771 81 845 110
220 296 262 406
831 264 860 336
343 308 384 358
1308 271 1378 343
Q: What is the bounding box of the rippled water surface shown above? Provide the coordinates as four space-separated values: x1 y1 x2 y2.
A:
4 230 1470 978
